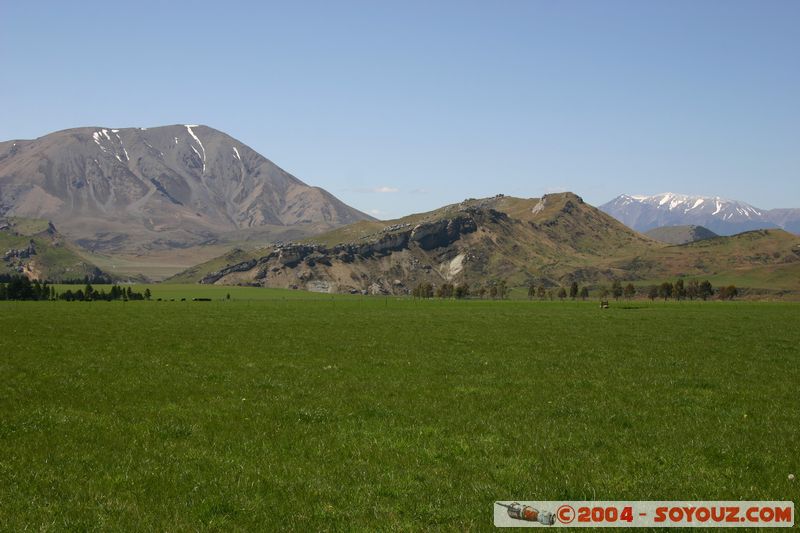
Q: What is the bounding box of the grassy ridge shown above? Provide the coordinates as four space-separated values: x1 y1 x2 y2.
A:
0 232 100 281
645 225 718 244
1 300 798 530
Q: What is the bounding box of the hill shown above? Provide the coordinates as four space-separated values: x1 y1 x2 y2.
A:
612 229 800 291
0 218 109 281
172 193 800 295
0 125 373 255
170 192 660 293
645 225 718 244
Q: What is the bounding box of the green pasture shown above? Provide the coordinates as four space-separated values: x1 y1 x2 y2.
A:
1 299 798 530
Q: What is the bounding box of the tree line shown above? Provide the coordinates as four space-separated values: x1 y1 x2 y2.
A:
0 275 151 301
645 279 737 301
411 278 738 301
540 279 737 301
412 279 509 299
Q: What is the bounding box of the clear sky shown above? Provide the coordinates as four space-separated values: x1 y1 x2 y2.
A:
2 1 798 218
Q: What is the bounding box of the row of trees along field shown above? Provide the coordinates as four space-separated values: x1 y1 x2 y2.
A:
645 279 737 301
412 278 738 301
0 275 151 301
412 280 509 299
528 281 593 300
537 279 737 301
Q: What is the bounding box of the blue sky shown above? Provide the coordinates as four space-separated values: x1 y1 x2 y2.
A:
2 1 798 218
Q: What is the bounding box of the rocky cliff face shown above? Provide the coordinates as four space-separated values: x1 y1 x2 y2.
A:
198 208 487 291
0 125 374 252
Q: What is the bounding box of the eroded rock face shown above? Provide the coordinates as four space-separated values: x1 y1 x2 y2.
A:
200 258 257 284
198 207 493 289
3 240 36 261
410 214 477 250
276 244 315 267
356 231 410 257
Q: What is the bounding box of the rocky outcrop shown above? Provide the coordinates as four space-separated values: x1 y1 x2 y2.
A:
195 206 495 288
200 258 257 284
3 240 36 261
410 213 478 250
356 231 410 257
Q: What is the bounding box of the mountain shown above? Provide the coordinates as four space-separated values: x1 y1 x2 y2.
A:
644 225 718 245
172 192 800 295
766 209 800 235
1 217 108 281
600 193 800 236
0 125 373 254
170 193 660 292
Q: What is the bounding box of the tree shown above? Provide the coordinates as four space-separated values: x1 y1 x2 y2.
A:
413 282 433 299
557 287 567 300
674 279 686 300
648 285 658 301
488 279 507 300
436 283 454 298
719 285 738 300
536 286 546 299
579 286 589 300
686 279 699 300
569 281 579 299
611 280 623 300
623 283 636 299
454 283 470 299
527 283 536 300
7 276 35 300
699 280 714 301
658 281 673 301
728 285 738 300
84 282 94 301
144 288 152 300
497 280 508 300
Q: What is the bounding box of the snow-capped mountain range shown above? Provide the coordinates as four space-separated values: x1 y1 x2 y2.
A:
600 193 800 235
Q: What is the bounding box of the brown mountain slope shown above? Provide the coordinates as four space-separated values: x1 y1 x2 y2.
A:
0 125 373 254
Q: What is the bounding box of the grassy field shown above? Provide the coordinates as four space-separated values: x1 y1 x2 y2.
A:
1 298 798 530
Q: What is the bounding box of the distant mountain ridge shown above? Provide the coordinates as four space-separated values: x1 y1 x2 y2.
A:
0 125 373 253
600 193 800 235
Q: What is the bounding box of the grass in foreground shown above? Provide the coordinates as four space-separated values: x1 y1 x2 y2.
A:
0 300 798 530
